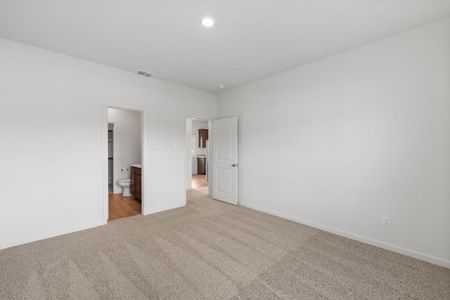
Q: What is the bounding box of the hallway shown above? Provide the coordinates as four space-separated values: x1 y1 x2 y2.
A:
192 174 208 189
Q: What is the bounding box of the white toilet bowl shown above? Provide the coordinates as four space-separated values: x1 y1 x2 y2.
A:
117 179 131 196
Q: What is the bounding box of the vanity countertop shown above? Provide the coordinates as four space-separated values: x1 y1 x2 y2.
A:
131 164 142 168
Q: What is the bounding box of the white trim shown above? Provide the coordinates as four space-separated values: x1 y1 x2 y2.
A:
1 221 107 250
239 202 450 269
185 118 193 191
207 120 213 197
147 203 186 215
107 121 118 192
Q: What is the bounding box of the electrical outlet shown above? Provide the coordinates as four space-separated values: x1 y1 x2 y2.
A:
381 216 391 227
68 205 73 213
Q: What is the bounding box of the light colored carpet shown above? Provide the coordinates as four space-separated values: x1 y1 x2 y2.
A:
1 190 449 299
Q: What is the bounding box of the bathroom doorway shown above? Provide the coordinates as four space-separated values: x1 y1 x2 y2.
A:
106 107 143 221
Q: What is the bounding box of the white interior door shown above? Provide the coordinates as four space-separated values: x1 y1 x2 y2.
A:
212 116 238 205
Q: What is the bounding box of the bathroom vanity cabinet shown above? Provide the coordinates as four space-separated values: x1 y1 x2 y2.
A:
130 166 142 201
198 129 208 148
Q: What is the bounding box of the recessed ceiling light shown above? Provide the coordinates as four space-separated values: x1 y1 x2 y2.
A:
218 84 225 89
201 17 215 28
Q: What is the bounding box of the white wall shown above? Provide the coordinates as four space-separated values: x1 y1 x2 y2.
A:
218 19 450 267
108 108 142 193
0 38 217 249
0 19 449 269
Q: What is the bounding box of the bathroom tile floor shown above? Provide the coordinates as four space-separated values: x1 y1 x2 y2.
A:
108 194 141 221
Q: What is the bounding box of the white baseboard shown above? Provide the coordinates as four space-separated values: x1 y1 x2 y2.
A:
239 202 450 269
2 203 448 269
0 220 107 250
143 202 186 216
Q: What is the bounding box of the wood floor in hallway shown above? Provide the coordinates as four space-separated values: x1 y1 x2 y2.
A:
192 174 208 189
108 193 141 221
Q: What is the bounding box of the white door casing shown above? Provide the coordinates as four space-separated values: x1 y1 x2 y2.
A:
212 116 238 205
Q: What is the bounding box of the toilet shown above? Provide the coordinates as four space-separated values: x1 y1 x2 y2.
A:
117 179 131 196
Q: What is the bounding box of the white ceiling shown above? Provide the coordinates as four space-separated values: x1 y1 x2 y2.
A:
1 1 450 92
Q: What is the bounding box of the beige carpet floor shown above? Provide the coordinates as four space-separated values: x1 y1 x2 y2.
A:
1 190 449 299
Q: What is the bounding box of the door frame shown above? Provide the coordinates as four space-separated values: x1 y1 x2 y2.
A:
107 121 118 193
185 117 213 197
103 104 146 222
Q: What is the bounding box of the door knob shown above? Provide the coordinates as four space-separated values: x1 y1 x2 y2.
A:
231 163 238 167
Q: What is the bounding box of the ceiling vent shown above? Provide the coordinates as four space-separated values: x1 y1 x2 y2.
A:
137 70 152 77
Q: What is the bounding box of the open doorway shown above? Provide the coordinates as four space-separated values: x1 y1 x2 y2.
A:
107 107 143 221
186 118 211 196
186 116 239 205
